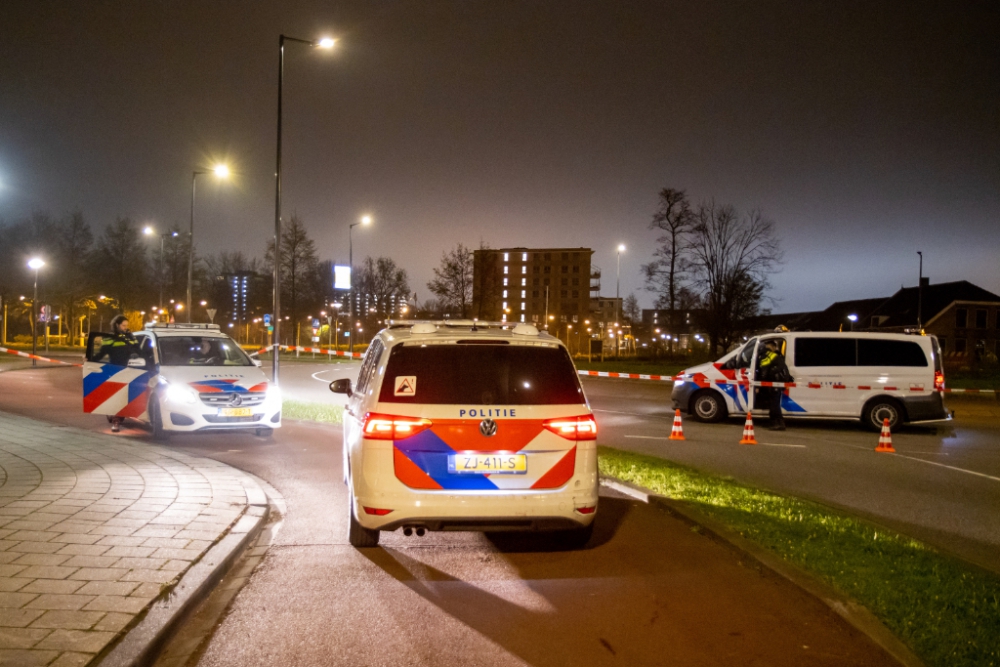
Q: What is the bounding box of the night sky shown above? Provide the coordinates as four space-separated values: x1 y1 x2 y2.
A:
2 1 997 313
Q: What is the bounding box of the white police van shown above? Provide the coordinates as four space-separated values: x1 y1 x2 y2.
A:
671 331 948 430
330 321 599 548
83 323 281 438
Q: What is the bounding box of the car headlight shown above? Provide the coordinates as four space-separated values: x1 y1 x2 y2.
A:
165 384 199 405
674 378 686 387
265 385 282 403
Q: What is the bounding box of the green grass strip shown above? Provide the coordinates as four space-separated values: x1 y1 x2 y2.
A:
598 446 1000 667
281 399 344 425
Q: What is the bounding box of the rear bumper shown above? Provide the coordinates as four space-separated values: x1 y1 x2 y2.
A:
902 393 948 423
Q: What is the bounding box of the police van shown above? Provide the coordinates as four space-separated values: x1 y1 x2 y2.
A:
329 320 599 548
671 331 948 430
83 323 281 437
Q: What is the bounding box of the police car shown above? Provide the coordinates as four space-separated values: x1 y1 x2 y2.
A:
329 320 599 548
83 323 281 438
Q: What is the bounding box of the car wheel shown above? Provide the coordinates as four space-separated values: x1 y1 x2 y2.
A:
255 428 273 438
348 504 380 548
691 390 725 423
559 522 594 550
150 397 170 441
863 398 903 432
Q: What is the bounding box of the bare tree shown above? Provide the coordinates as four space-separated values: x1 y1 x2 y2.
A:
355 256 410 324
643 188 696 352
427 243 474 317
265 214 321 336
92 217 149 314
623 293 641 323
688 203 782 354
53 211 95 344
472 242 503 320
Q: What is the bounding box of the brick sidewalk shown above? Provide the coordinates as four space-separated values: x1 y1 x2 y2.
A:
0 411 262 667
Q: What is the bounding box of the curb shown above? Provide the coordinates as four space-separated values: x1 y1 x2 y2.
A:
600 476 926 667
95 476 270 667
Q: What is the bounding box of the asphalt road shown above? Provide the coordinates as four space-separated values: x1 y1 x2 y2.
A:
0 365 895 667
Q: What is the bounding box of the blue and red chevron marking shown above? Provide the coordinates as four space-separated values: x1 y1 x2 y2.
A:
189 379 267 393
83 364 151 417
393 430 500 490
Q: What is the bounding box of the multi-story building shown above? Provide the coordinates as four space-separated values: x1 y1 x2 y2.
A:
472 247 596 327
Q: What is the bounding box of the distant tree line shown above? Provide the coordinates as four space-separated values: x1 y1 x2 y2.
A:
0 211 412 347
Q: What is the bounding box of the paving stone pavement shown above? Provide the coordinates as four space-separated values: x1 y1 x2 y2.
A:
0 411 261 667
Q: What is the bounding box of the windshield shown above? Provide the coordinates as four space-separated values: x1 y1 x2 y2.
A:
157 336 253 367
379 343 585 405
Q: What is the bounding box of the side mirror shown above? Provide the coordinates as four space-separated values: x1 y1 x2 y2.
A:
330 378 352 396
127 358 147 369
252 358 263 367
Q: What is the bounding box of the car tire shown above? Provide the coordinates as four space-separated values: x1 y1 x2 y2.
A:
691 390 726 423
255 428 273 438
863 397 904 432
150 397 170 441
348 504 380 548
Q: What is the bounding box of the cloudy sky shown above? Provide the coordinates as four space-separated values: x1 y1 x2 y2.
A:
2 0 997 312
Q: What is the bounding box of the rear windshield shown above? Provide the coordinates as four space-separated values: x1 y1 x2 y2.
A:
378 343 585 405
157 336 253 367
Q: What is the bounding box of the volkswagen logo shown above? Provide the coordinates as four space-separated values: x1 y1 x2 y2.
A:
228 393 243 407
479 418 498 437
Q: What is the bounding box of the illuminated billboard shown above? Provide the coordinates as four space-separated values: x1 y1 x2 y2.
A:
334 265 351 290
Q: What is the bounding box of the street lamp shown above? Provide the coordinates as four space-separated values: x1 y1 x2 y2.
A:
188 164 230 323
347 214 371 351
847 313 858 332
272 33 336 384
27 258 45 367
616 244 625 356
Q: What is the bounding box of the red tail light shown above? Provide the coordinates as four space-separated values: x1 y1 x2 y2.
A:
934 371 945 392
575 505 597 515
362 413 433 440
363 507 394 516
543 415 598 440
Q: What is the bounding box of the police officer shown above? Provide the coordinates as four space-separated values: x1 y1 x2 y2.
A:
97 315 141 432
758 339 790 431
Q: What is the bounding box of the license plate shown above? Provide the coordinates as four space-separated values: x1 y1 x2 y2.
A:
449 454 526 474
219 407 253 417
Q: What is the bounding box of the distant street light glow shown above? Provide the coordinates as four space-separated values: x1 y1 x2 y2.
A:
317 37 336 49
213 164 230 178
27 258 45 270
143 226 154 235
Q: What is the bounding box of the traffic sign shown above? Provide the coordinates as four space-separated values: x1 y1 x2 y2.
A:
312 318 320 329
264 314 271 325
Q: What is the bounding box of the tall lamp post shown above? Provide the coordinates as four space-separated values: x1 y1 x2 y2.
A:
272 34 335 383
847 314 858 332
27 258 45 367
347 215 371 352
917 251 923 329
188 164 229 323
615 244 625 356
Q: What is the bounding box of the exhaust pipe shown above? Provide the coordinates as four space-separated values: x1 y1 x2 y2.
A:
416 527 426 537
403 527 413 537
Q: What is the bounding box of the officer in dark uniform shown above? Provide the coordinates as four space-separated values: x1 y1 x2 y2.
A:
758 339 790 431
97 314 141 432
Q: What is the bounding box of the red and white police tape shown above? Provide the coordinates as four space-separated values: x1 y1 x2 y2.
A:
0 346 81 367
575 369 995 394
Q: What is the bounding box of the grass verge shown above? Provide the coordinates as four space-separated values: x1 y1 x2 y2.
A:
598 446 1000 667
281 399 344 424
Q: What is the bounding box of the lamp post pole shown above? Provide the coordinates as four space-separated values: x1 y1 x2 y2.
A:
188 171 201 324
348 216 371 353
28 259 44 367
272 34 335 383
917 251 923 329
615 244 624 356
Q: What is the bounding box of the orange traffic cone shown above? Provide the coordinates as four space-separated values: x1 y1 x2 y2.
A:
875 418 896 453
739 412 758 445
669 409 685 440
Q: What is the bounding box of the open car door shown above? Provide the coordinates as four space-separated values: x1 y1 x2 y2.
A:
83 331 154 419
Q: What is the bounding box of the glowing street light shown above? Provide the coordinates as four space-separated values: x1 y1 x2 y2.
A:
347 214 372 348
847 313 858 332
272 33 337 383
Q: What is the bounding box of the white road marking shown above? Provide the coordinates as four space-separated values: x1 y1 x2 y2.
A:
624 435 676 441
890 454 1000 483
311 369 342 382
757 443 807 448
